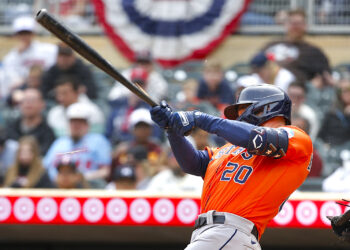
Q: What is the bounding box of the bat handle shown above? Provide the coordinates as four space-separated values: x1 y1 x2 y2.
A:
133 82 158 107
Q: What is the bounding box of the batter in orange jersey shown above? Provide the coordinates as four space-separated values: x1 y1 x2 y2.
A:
151 84 313 249
202 125 312 238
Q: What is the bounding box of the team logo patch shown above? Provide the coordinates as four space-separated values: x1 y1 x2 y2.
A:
254 127 265 135
178 112 189 126
252 134 263 149
281 128 294 138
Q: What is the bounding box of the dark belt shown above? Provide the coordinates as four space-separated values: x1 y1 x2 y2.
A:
194 215 259 240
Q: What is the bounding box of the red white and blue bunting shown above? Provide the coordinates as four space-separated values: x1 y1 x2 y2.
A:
93 0 251 68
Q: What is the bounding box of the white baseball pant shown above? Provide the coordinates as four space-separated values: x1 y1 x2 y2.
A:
185 210 261 250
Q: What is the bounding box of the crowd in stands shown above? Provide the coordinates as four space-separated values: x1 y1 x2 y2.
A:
0 9 349 192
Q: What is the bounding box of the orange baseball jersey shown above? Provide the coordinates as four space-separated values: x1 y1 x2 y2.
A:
201 125 313 238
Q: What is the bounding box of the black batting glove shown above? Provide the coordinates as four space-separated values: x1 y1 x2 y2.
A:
150 100 172 130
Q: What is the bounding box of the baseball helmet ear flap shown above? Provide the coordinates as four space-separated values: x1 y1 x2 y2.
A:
224 84 291 126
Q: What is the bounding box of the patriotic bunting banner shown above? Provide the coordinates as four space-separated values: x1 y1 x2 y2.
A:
92 0 251 68
0 195 343 228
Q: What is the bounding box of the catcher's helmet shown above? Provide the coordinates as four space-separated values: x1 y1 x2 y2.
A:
224 84 291 126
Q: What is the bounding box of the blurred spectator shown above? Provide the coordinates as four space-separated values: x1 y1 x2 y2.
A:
288 82 319 140
322 150 350 192
127 108 161 150
306 72 337 122
47 75 105 137
174 78 218 116
7 64 44 106
233 75 260 100
109 145 155 190
274 10 289 25
108 51 168 103
44 102 111 188
146 150 203 193
52 0 93 28
55 157 89 189
7 88 55 155
41 43 97 100
106 165 137 190
1 16 57 99
197 60 235 110
3 136 53 188
175 78 200 106
262 9 331 84
249 51 295 91
189 127 215 150
173 82 222 147
110 109 162 182
112 108 162 156
291 114 323 177
105 95 160 145
0 129 18 185
318 78 350 147
25 64 44 89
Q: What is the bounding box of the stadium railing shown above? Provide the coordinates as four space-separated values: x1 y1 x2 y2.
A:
0 0 349 35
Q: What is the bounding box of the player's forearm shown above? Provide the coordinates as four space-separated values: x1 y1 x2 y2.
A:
167 131 208 177
196 113 256 148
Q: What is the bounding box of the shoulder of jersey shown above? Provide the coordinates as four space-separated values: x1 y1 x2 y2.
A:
281 125 309 138
281 125 313 150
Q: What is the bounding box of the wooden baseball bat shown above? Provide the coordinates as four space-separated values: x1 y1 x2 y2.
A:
35 9 158 107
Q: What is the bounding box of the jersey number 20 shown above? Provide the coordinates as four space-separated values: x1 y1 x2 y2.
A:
220 162 253 184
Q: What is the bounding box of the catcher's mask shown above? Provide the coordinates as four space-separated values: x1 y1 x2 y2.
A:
224 84 291 126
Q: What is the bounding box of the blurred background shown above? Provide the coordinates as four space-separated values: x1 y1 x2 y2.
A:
0 0 349 249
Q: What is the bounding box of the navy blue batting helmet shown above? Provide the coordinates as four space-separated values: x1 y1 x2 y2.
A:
224 84 291 126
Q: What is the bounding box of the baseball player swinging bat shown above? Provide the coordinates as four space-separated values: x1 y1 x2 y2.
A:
35 9 158 107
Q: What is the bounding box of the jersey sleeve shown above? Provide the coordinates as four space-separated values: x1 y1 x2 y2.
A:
167 132 210 177
280 126 313 161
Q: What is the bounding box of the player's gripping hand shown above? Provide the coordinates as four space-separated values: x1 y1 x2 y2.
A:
150 100 172 130
169 111 200 136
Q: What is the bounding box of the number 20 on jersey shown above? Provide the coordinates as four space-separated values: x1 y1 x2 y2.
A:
220 162 253 184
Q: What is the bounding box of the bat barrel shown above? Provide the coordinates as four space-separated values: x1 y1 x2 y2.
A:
35 9 158 107
36 9 45 19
